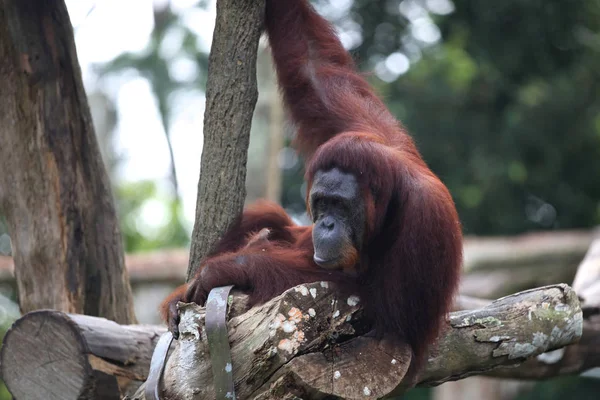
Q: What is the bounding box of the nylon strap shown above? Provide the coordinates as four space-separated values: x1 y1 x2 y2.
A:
205 285 236 400
145 331 173 400
145 285 235 400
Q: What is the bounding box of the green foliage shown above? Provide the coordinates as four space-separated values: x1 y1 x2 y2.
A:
282 0 600 236
392 387 432 400
0 383 11 400
96 2 209 235
115 180 189 252
0 285 21 400
0 217 10 256
390 0 600 235
516 376 600 400
0 326 15 399
97 4 209 93
92 2 209 253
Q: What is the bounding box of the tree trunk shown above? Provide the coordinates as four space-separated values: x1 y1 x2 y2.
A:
187 0 265 280
0 0 136 323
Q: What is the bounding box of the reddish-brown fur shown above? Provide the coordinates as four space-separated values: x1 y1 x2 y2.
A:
160 200 356 324
160 0 463 370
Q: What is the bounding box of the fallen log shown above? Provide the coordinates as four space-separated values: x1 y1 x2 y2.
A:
0 293 493 400
0 310 166 400
127 283 581 399
1 283 584 400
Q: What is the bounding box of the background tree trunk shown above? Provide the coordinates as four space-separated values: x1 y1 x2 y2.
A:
264 47 284 204
187 0 266 280
0 0 136 324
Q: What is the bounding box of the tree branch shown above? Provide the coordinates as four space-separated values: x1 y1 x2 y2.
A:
480 238 600 381
483 314 600 380
419 284 581 387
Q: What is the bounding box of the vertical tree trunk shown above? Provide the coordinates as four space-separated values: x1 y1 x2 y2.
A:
0 0 136 324
187 0 265 279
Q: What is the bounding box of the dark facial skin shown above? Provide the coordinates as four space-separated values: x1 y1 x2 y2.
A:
309 168 365 269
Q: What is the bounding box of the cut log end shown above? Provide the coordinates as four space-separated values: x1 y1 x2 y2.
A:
0 310 166 400
266 337 413 400
0 310 96 399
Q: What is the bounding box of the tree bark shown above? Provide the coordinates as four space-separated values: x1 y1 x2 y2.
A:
0 310 166 400
187 0 265 280
482 239 600 380
0 0 136 323
418 284 582 387
484 314 600 380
